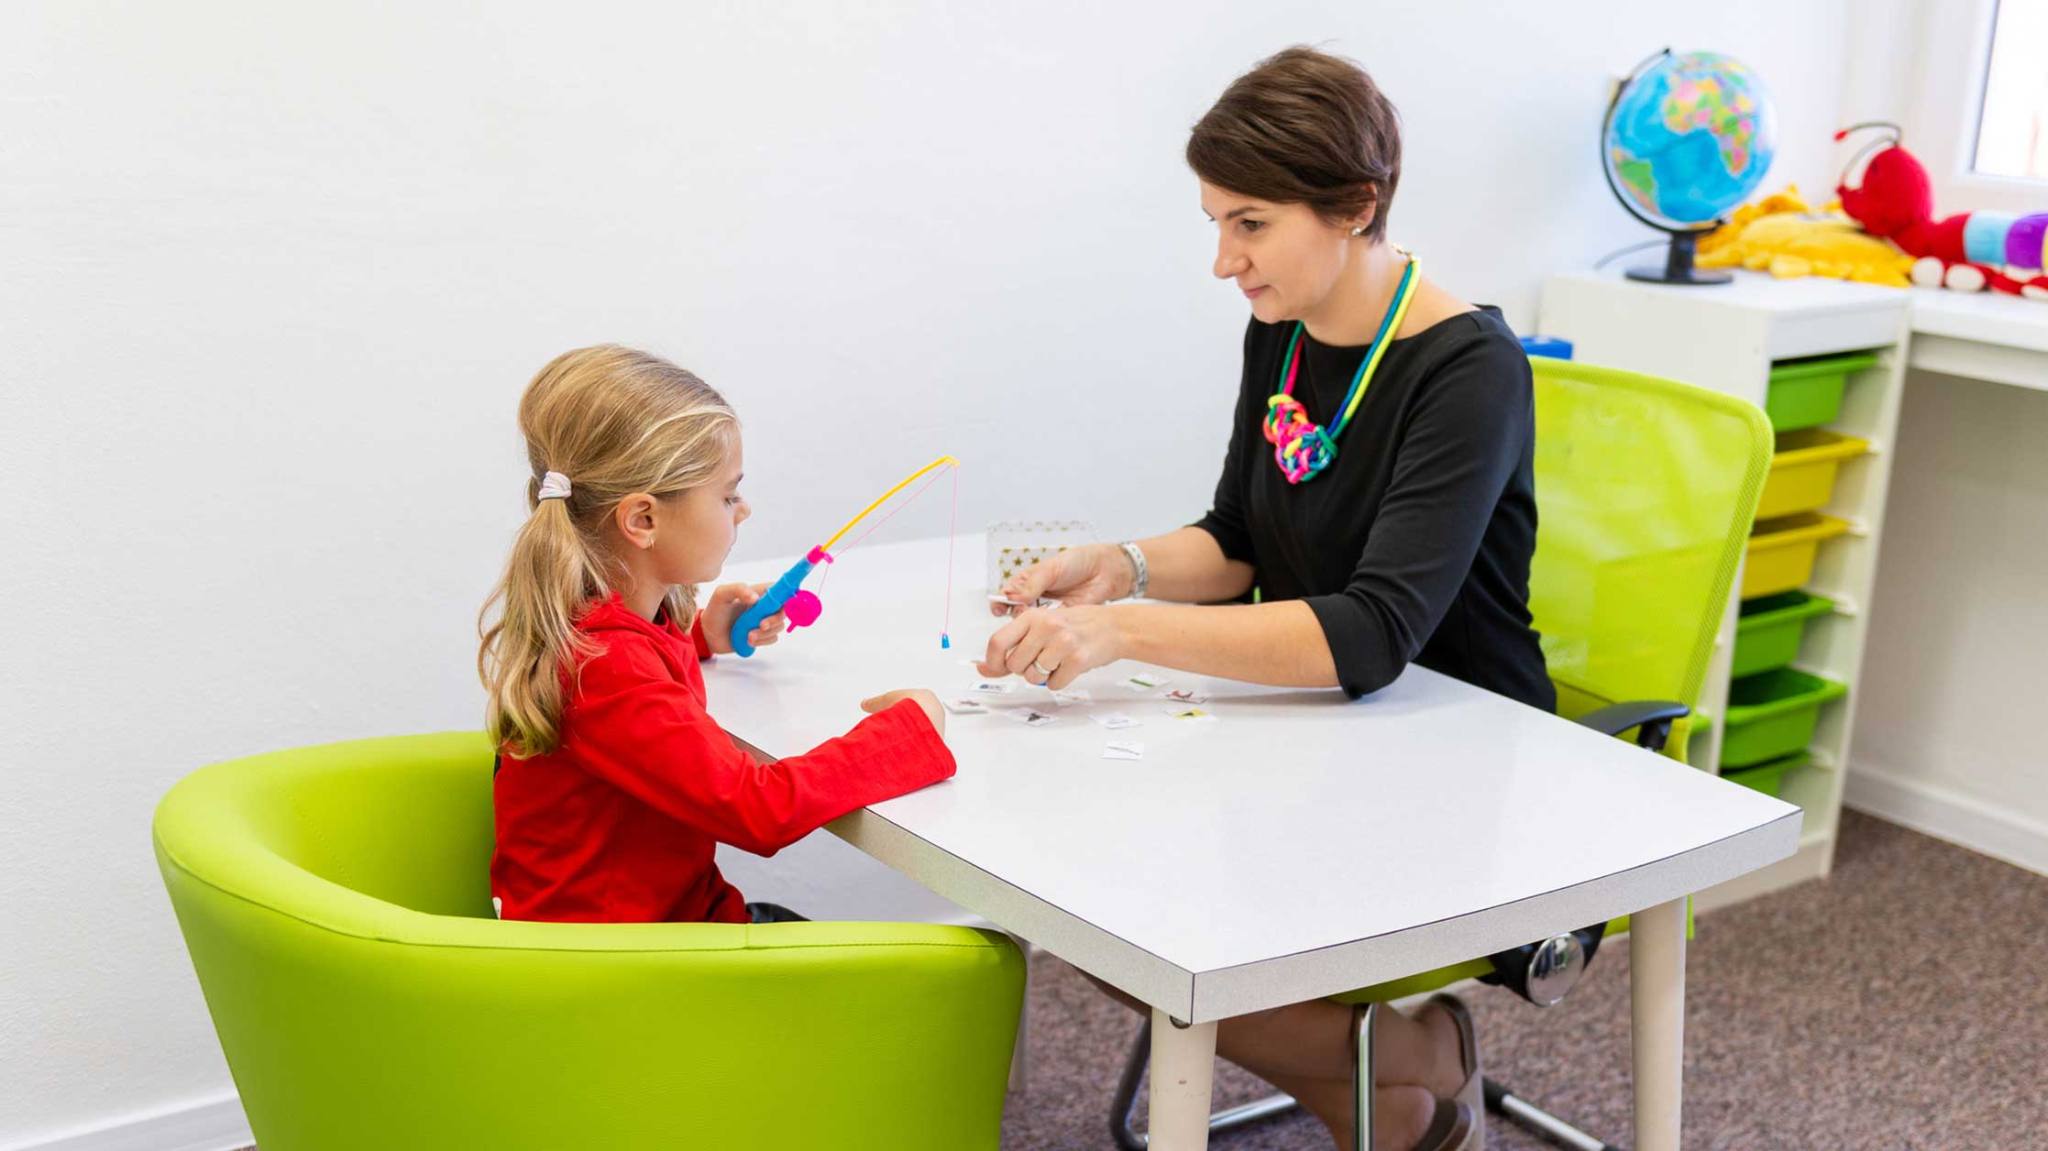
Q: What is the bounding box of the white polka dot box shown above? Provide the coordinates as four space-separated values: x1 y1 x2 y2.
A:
986 520 1097 590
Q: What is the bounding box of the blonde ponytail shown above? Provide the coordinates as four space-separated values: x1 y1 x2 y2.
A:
479 345 738 757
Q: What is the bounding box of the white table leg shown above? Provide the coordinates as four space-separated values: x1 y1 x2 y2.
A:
1006 931 1030 1094
1631 897 1687 1151
1148 1007 1219 1151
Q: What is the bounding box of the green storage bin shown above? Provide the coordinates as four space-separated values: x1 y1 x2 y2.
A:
1765 352 1879 432
1723 750 1810 798
1720 668 1847 768
1733 592 1835 678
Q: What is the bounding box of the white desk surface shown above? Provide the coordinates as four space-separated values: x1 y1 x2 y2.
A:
1903 286 2048 392
714 536 1801 1023
1547 266 1911 320
1906 285 2048 354
1549 265 2048 344
1549 266 2048 391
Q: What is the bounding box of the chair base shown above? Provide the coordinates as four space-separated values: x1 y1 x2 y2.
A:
1485 1076 1623 1151
1109 1015 1621 1151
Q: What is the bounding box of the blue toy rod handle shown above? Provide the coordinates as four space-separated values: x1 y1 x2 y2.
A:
729 551 817 658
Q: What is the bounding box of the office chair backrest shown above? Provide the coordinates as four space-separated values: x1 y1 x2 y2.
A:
1527 357 1772 761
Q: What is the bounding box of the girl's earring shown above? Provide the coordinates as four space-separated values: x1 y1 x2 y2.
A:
1350 226 1367 237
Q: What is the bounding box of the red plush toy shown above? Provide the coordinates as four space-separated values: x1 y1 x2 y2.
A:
1835 121 2048 300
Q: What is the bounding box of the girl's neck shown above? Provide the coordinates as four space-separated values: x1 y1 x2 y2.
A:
1300 242 1403 348
613 551 670 623
622 583 668 624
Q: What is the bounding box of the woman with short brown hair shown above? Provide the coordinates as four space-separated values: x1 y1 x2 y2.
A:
983 46 1547 1150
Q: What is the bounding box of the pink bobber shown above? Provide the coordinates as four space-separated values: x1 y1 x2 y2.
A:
784 590 823 630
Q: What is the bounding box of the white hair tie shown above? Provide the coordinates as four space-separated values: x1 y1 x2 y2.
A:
536 471 572 502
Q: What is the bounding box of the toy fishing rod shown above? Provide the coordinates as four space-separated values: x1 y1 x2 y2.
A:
727 454 960 657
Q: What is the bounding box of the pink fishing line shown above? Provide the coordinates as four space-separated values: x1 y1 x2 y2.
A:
809 462 954 602
942 463 959 647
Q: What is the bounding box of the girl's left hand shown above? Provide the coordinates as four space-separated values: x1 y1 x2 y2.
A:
702 582 789 655
979 605 1125 691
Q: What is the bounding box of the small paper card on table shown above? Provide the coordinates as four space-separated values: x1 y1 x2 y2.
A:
971 681 1015 696
1102 740 1145 761
988 594 1061 611
942 697 989 715
1093 712 1143 730
1005 708 1059 728
1162 688 1210 705
1124 672 1170 691
1165 706 1217 723
1050 688 1092 706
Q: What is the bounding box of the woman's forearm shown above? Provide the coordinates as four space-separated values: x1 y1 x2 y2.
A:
1112 599 1339 688
1129 527 1257 604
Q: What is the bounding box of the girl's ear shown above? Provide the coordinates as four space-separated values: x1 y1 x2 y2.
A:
613 493 659 550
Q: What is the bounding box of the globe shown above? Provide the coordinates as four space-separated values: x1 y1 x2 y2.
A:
1602 49 1777 284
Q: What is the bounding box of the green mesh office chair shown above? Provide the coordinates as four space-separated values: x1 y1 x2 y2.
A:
1110 357 1772 1150
155 731 1025 1151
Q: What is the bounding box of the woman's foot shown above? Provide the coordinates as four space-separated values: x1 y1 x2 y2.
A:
1314 1084 1442 1151
1414 1000 1471 1099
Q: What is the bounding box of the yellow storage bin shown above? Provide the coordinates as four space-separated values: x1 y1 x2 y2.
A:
1743 513 1850 598
1757 430 1869 520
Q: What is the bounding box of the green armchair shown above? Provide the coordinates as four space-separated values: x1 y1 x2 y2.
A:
154 731 1024 1150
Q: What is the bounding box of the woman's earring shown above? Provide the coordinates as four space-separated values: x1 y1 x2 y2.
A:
1350 226 1368 237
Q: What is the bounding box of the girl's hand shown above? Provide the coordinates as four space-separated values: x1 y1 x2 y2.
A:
979 604 1126 691
990 543 1131 616
862 688 945 736
701 582 788 656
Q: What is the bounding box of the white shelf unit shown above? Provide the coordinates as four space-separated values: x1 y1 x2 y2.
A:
1539 269 1911 910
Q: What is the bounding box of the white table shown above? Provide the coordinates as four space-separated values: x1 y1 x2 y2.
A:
1905 285 2048 392
715 535 1802 1151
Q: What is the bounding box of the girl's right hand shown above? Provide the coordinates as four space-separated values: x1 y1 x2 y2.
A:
861 688 945 736
992 543 1130 614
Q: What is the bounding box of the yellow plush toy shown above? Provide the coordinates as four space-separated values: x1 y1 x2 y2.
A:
1696 186 1914 286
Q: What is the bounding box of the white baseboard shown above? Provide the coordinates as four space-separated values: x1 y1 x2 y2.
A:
1846 761 2048 878
0 1091 249 1151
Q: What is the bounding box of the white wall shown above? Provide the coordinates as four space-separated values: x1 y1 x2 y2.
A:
2 2 1854 1144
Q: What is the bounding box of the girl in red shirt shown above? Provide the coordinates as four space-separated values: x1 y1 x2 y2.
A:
479 344 954 925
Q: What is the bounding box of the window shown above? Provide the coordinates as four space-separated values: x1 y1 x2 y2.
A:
1971 0 2048 181
1885 0 2046 213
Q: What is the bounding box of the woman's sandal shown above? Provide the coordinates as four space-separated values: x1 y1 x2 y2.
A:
1426 993 1486 1149
1412 1097 1475 1151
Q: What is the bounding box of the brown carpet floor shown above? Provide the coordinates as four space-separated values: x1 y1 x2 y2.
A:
999 810 2048 1150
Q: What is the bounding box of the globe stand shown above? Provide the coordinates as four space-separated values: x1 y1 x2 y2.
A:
1625 230 1731 286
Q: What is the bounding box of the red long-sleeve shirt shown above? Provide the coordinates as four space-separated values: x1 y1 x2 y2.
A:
490 594 955 924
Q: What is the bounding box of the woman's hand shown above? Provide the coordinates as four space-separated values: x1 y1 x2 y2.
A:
700 582 788 656
990 543 1133 616
979 604 1127 691
862 688 945 736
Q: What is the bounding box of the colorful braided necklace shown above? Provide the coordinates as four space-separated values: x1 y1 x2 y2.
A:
1262 252 1421 484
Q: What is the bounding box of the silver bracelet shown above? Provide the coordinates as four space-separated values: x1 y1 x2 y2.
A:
1117 541 1149 600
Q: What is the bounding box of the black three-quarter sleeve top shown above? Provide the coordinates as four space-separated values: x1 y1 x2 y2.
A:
1192 307 1555 710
